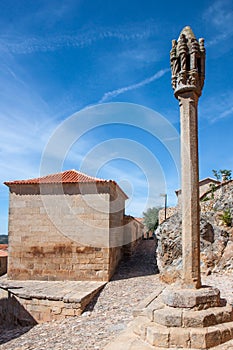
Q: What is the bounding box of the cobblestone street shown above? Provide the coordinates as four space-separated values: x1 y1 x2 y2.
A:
0 239 232 350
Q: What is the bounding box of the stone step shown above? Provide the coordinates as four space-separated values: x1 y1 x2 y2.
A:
152 304 233 328
144 321 233 349
134 316 152 340
106 315 233 350
132 287 165 321
162 286 221 310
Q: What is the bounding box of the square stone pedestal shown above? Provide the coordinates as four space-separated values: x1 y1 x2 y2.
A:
133 285 233 349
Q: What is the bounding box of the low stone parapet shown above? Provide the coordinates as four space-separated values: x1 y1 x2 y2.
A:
0 279 105 325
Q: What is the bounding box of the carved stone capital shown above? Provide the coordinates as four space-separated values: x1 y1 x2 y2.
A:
170 26 205 99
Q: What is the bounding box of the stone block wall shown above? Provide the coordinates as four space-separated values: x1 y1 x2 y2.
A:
7 183 127 282
200 181 232 211
158 207 177 225
122 216 144 257
0 287 96 325
0 256 7 276
109 185 125 247
108 247 122 278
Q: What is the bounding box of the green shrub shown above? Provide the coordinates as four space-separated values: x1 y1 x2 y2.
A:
220 209 232 227
201 196 211 202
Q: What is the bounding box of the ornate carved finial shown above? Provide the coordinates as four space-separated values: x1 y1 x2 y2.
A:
170 26 206 98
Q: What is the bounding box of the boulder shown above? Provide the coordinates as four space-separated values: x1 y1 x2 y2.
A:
155 183 233 283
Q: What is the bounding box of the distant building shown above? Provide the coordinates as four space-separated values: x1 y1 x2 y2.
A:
4 170 143 281
159 178 221 224
175 178 221 208
134 218 148 239
0 245 8 276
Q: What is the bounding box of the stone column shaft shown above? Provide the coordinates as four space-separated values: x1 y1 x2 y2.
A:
179 91 201 289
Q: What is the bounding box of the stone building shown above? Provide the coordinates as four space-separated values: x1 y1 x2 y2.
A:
175 177 221 207
159 177 221 224
4 170 143 282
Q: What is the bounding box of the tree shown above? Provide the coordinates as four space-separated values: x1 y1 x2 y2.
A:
220 169 232 181
212 169 232 181
142 207 161 232
212 169 221 181
0 235 8 244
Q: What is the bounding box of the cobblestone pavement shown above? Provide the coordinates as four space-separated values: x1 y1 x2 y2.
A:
0 239 232 350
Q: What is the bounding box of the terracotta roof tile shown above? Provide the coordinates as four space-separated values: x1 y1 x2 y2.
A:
0 250 8 257
0 244 8 251
4 170 128 199
4 170 115 186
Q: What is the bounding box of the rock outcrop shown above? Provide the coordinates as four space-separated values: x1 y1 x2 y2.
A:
156 181 233 283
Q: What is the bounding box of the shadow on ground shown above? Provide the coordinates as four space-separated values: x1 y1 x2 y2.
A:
0 325 34 346
112 238 159 281
86 239 159 312
0 239 158 343
0 294 36 345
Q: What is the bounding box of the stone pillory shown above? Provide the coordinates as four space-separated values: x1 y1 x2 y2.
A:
170 26 205 289
4 170 143 282
103 26 233 350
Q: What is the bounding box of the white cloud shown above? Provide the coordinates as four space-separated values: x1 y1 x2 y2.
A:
218 106 233 119
204 0 233 47
204 0 233 28
0 58 64 183
201 90 233 123
99 68 169 103
0 21 158 55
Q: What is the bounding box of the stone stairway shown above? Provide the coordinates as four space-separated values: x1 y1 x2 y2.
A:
133 285 233 349
104 284 233 349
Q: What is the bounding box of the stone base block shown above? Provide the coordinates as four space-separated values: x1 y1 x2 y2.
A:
153 307 183 327
152 304 233 328
143 321 233 349
182 304 233 328
162 286 221 310
132 285 233 349
146 324 169 347
104 316 233 350
134 316 152 341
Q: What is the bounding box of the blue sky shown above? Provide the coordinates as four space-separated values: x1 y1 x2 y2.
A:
0 0 233 234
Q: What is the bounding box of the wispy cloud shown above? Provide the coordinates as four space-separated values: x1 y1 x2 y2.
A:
200 90 233 123
0 59 62 183
0 21 157 55
212 105 233 123
98 68 169 103
206 32 233 47
204 0 233 47
119 48 159 65
204 0 233 28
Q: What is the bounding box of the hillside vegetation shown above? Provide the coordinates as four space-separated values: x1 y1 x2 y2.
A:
0 235 8 244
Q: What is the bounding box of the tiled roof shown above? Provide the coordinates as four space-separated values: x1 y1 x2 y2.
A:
199 177 221 185
199 179 233 200
0 244 8 251
4 170 115 186
175 177 222 195
0 250 8 257
135 217 143 222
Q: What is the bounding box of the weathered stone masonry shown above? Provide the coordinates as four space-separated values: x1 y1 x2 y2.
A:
5 170 143 282
0 253 7 276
